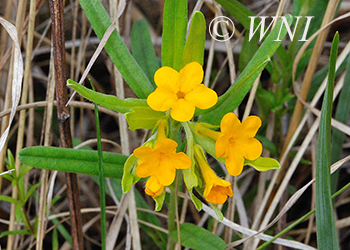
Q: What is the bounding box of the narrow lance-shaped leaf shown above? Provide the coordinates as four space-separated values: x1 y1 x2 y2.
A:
181 11 206 67
330 38 350 192
19 146 127 179
162 0 187 71
78 0 154 98
67 79 148 114
315 32 340 250
214 0 255 30
244 157 280 172
131 19 159 86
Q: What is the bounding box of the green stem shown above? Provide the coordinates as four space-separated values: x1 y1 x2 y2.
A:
166 120 187 249
174 170 182 248
91 81 106 250
167 183 177 250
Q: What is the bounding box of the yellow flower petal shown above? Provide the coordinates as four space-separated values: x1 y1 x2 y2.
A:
136 157 159 177
220 112 241 134
204 179 233 204
240 116 262 137
145 176 164 197
203 182 214 198
156 157 176 186
133 146 153 159
215 134 229 158
154 66 179 93
235 138 262 160
147 87 177 111
185 84 218 109
154 138 178 152
170 99 196 122
178 62 203 93
168 152 191 169
225 149 245 176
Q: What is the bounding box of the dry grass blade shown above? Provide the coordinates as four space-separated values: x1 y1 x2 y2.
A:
36 53 56 250
201 204 316 250
0 169 15 176
0 17 23 153
106 194 129 250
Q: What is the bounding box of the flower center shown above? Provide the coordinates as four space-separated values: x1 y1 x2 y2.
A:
158 151 166 159
176 91 186 99
228 136 235 145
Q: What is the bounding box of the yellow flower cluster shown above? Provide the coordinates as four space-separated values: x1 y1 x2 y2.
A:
130 62 263 205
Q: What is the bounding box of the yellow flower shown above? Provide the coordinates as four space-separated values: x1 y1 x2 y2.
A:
145 176 164 197
147 62 218 122
133 138 191 186
204 177 233 205
195 146 233 204
216 113 262 176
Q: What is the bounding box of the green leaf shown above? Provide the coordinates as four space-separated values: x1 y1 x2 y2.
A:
169 223 227 250
67 79 148 114
122 154 139 193
189 190 202 211
162 0 187 71
19 146 127 179
131 19 159 86
92 80 107 250
239 29 259 71
0 195 21 206
0 230 31 238
122 135 157 193
181 11 206 67
210 203 224 221
182 122 198 190
214 0 255 30
6 149 15 170
50 215 73 245
315 32 339 250
244 157 280 172
199 15 293 125
331 40 350 192
17 165 32 183
153 190 166 211
78 0 154 98
52 228 59 250
23 183 41 204
125 107 167 131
